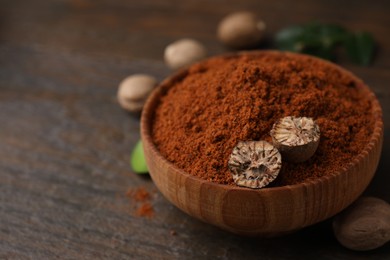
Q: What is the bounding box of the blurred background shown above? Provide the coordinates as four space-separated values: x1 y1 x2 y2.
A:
0 0 389 258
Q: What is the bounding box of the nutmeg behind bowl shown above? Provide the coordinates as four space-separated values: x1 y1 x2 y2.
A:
140 51 383 236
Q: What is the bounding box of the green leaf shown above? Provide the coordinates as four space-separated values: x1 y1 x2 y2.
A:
345 32 375 65
275 23 350 61
130 140 149 174
303 23 348 48
275 25 306 52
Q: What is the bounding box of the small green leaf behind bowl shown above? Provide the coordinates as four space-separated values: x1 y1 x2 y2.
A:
345 32 375 66
275 23 348 61
275 22 376 65
275 25 306 52
130 140 149 174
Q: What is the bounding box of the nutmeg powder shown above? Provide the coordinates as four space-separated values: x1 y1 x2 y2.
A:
152 52 375 186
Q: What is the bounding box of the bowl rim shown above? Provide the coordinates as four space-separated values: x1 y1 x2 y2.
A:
141 50 384 194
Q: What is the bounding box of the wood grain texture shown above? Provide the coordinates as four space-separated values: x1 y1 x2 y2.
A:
0 0 390 258
141 51 384 236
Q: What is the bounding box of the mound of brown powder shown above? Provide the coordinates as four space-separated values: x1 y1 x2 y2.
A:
151 52 375 186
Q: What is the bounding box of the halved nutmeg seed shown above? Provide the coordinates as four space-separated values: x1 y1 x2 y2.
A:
228 140 282 189
270 116 320 163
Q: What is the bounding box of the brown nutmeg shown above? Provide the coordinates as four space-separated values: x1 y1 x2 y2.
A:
333 197 390 251
117 74 157 113
164 38 207 70
217 11 266 49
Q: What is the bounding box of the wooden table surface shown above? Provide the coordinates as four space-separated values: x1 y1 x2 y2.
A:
1 0 389 259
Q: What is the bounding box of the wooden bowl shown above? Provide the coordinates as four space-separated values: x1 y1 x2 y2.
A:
141 51 383 236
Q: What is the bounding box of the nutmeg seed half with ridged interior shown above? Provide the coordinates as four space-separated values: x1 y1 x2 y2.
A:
228 140 282 189
270 116 320 163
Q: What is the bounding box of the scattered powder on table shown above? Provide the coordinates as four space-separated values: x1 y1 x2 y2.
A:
151 52 376 186
126 187 155 218
136 202 154 218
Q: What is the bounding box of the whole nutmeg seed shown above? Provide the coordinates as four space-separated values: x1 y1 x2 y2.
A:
117 74 157 113
270 116 320 163
164 38 207 70
228 140 282 189
333 197 390 251
217 11 266 49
